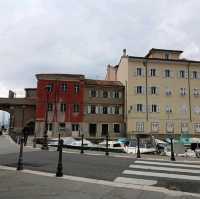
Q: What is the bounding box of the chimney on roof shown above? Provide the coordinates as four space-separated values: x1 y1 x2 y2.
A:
123 49 126 56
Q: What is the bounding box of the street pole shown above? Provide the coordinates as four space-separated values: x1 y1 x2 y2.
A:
41 87 49 150
105 135 109 156
170 137 176 161
137 135 141 158
57 133 61 151
56 139 63 177
17 137 24 170
80 134 84 154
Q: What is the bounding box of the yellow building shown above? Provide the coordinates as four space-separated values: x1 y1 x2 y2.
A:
106 48 200 139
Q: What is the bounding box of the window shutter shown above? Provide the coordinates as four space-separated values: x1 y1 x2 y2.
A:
100 106 103 114
148 86 151 95
95 106 99 114
157 105 160 113
171 70 174 78
156 69 159 77
133 68 137 77
88 105 91 114
185 70 188 79
119 106 123 114
142 68 145 77
148 69 151 77
149 105 152 113
142 105 146 112
89 90 92 97
163 70 166 78
119 92 122 98
96 90 98 97
156 87 160 95
177 71 180 78
142 86 145 94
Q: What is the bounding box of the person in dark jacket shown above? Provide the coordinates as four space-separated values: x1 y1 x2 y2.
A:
23 126 29 146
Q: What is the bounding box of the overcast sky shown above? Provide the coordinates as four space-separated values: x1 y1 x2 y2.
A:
0 0 200 97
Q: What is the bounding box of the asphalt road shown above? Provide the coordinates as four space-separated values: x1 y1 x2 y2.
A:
0 150 200 194
1 135 200 195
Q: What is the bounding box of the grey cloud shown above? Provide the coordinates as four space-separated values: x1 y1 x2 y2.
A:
0 0 200 97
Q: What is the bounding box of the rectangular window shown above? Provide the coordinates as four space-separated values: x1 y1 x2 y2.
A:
61 83 67 92
91 105 96 114
48 123 53 131
165 105 172 113
72 124 79 131
181 122 188 133
151 86 157 95
194 123 200 132
136 86 143 94
91 89 96 97
150 69 156 77
180 88 187 96
74 84 80 94
114 91 119 98
166 121 174 133
47 83 53 92
47 103 53 111
151 122 160 132
137 104 143 112
179 70 185 78
136 122 144 132
103 106 108 114
73 104 80 113
136 68 142 76
164 69 170 78
114 106 120 114
193 88 199 96
152 104 158 113
114 124 120 133
192 71 198 79
60 103 66 112
165 88 172 96
103 90 108 98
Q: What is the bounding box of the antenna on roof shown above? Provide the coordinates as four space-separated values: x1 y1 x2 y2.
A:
123 49 126 56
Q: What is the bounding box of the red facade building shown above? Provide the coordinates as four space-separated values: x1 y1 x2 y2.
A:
35 74 85 137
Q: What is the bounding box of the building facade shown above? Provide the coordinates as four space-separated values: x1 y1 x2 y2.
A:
35 74 125 138
106 48 200 138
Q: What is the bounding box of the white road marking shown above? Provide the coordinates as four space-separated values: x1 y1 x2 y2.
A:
123 170 200 181
114 177 157 186
130 165 200 174
135 160 200 168
0 165 200 197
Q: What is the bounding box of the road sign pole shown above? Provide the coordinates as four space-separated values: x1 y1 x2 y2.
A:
56 139 63 177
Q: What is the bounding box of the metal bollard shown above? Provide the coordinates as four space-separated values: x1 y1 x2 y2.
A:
17 137 24 170
137 136 141 158
105 135 109 156
170 138 176 161
80 134 84 154
57 133 61 151
56 139 63 177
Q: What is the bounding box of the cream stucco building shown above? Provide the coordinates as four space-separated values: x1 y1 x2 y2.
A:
106 48 200 139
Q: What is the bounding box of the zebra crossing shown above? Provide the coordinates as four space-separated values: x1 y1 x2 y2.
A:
114 159 200 189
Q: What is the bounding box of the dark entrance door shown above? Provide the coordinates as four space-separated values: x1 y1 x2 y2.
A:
89 124 96 137
102 124 108 136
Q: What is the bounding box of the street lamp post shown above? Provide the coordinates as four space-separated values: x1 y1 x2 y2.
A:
137 135 141 158
80 134 84 154
41 86 49 150
170 137 176 161
105 134 109 156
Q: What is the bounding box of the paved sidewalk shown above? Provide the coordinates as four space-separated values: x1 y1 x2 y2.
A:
0 168 199 199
